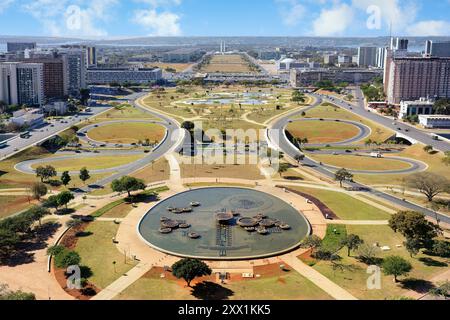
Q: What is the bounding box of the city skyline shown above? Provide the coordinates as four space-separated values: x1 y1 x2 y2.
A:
0 0 449 38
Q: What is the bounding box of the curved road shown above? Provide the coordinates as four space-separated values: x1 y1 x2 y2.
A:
14 91 187 193
267 95 450 224
314 89 450 152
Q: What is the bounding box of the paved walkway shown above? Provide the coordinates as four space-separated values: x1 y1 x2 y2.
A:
281 253 357 300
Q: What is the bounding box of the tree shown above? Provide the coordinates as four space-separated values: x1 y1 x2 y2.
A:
172 258 212 287
35 165 57 183
277 163 290 178
300 235 322 256
389 211 438 247
423 145 434 153
405 172 450 202
341 234 364 257
181 121 195 131
57 191 75 210
404 238 421 257
26 206 50 227
44 195 60 211
30 182 48 201
0 284 35 300
382 256 412 283
54 250 81 269
79 168 90 185
292 91 306 104
61 171 71 187
335 168 353 188
432 240 450 258
111 176 146 198
80 88 91 105
442 151 450 166
433 98 450 115
428 282 450 299
357 243 381 265
0 229 19 258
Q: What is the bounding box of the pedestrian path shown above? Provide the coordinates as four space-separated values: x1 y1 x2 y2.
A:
281 253 358 300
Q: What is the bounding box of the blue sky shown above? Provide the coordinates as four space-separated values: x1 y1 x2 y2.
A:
0 0 449 38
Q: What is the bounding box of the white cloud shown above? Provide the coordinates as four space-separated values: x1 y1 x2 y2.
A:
351 0 417 33
406 20 450 36
132 0 182 36
133 9 181 36
22 0 118 38
276 0 306 27
312 3 354 36
0 0 14 13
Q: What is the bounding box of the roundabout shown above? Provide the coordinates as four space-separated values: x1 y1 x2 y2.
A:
138 187 311 260
78 120 167 147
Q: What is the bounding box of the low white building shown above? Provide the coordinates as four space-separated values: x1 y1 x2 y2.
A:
419 115 450 128
399 98 434 119
11 109 44 127
43 101 68 115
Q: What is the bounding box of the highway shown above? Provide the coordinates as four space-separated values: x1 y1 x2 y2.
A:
267 95 450 225
0 106 112 161
311 88 450 152
9 91 186 194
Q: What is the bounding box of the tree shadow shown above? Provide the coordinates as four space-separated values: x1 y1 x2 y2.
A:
284 176 304 181
75 231 93 238
400 278 435 294
419 257 448 267
1 221 61 267
190 281 234 300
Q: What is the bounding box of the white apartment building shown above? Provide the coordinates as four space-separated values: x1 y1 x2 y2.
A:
0 62 44 106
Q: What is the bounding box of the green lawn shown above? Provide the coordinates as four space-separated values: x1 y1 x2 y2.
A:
312 225 449 300
286 186 392 220
115 269 333 300
0 195 35 219
31 154 144 172
307 154 412 171
88 122 165 145
75 221 137 289
287 121 360 144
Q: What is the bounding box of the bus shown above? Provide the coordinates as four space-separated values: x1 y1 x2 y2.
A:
20 131 31 139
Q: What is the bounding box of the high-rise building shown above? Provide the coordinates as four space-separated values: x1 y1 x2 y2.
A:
357 47 377 67
323 54 338 65
376 48 387 68
60 48 87 97
86 46 97 67
7 42 36 53
0 63 19 105
384 56 450 104
19 50 69 99
0 62 44 106
425 41 450 58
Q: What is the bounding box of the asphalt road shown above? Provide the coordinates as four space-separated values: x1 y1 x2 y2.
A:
11 91 186 194
267 95 450 225
81 92 186 192
312 88 450 152
0 106 112 161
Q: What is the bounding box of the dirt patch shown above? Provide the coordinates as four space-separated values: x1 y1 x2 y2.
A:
60 223 89 249
53 222 101 300
53 264 100 300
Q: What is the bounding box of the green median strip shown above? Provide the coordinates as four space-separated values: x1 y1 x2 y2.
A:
91 186 169 218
